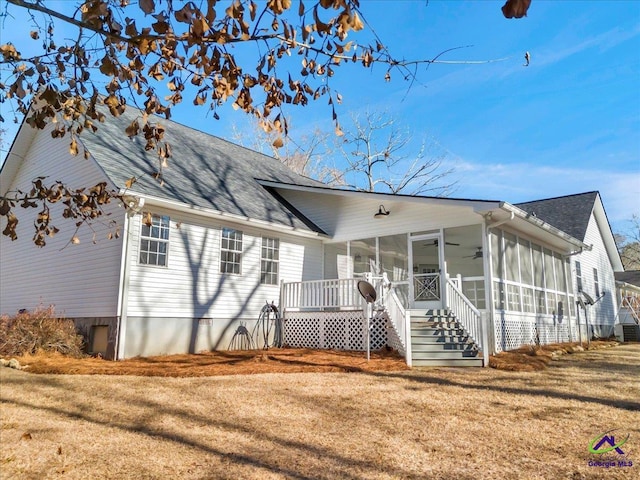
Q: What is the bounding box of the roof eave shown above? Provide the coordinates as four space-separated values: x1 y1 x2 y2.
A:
257 179 503 210
120 189 328 239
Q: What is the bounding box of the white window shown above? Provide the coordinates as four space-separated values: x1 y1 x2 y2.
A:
220 227 243 274
506 284 521 311
522 287 535 313
139 214 170 267
575 261 583 292
260 237 279 285
593 268 600 297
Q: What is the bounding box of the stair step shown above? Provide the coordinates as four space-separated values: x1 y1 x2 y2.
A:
412 343 473 351
414 316 457 322
411 358 484 367
411 327 466 335
411 322 462 329
411 334 473 345
412 349 480 359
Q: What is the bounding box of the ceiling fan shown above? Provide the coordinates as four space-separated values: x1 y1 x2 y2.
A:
464 247 483 260
425 239 460 247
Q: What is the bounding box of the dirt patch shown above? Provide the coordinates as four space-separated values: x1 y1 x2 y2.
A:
8 348 409 377
489 340 621 371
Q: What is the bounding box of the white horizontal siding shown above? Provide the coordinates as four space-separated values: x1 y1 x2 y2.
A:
0 126 124 317
280 190 484 242
571 212 617 327
125 208 323 319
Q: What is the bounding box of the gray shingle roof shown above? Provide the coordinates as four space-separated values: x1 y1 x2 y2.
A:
515 192 598 241
615 270 640 287
79 107 325 233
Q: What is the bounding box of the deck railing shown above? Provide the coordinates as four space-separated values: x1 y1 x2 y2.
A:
280 278 363 311
619 295 640 325
446 277 489 366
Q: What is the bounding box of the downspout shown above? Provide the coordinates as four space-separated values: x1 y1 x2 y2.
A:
484 211 515 364
115 196 144 360
488 211 515 230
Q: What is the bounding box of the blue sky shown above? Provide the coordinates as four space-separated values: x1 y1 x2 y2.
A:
1 0 639 234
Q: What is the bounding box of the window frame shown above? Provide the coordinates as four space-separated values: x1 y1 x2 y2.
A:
260 236 280 285
220 227 243 275
139 213 170 267
575 261 583 292
593 268 600 297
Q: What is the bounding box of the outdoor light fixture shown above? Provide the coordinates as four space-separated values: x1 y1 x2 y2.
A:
374 205 390 218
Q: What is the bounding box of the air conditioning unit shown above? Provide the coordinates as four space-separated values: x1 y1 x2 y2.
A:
614 323 640 342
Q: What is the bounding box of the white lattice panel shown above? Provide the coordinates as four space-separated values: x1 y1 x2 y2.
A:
283 310 387 351
377 311 405 356
494 315 581 353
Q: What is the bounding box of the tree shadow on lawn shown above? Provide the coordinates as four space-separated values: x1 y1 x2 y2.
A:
368 348 640 413
0 372 436 480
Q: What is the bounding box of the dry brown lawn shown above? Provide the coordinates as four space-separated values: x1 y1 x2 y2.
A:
1 344 639 479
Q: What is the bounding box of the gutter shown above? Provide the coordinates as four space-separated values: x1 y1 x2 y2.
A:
498 202 588 250
487 211 515 230
118 189 327 239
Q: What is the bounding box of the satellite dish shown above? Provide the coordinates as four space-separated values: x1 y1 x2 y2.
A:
357 280 377 303
581 291 595 305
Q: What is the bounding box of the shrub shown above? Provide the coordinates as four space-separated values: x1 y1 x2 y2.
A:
0 305 85 357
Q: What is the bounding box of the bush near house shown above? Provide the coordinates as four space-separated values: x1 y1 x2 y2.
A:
0 306 84 357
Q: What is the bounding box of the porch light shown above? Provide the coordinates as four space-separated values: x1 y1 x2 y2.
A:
374 205 390 218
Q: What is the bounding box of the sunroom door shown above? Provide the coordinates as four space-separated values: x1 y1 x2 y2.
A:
410 234 443 309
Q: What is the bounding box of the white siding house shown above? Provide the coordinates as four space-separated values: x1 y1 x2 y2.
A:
0 107 624 364
0 122 125 356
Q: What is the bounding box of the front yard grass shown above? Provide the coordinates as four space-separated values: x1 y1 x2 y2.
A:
1 344 638 479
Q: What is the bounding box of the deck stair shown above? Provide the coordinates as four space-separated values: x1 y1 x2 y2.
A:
411 309 483 367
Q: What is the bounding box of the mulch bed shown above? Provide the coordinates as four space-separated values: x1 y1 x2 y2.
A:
488 340 621 371
2 341 623 376
8 348 409 377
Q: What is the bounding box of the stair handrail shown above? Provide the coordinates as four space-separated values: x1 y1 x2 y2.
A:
445 277 488 366
364 273 411 363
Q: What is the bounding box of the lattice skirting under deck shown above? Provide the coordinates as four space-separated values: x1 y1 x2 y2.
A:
283 310 388 351
493 314 614 353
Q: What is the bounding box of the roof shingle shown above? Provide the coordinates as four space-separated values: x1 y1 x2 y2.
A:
515 192 598 241
79 107 325 233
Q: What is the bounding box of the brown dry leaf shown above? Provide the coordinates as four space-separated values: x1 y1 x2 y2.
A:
71 236 80 245
139 0 155 15
0 200 10 216
21 432 32 440
272 137 284 148
69 138 78 156
502 0 531 19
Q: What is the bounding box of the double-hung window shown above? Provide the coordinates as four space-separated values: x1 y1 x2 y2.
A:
593 268 600 297
575 261 583 292
139 214 170 266
261 237 279 285
220 227 243 274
